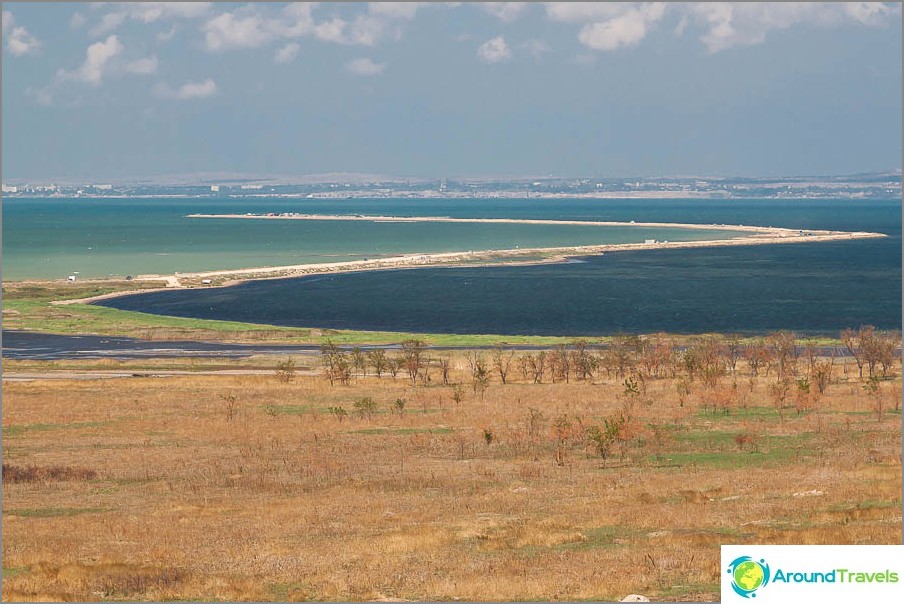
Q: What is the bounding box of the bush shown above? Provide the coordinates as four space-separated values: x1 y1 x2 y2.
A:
353 397 378 419
275 358 297 383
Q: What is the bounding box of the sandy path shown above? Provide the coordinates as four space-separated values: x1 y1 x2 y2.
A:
188 213 797 234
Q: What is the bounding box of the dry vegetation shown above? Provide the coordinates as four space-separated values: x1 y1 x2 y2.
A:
2 333 901 602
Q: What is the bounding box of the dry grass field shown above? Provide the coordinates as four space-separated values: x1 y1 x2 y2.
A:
2 348 901 602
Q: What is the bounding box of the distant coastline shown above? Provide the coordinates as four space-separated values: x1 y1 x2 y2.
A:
48 216 886 306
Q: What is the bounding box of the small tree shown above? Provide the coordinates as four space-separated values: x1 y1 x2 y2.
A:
450 383 465 406
400 339 427 386
354 397 378 419
768 378 791 423
586 409 631 460
367 349 388 378
491 343 515 385
387 357 400 380
351 347 367 378
275 357 297 383
863 376 884 421
327 406 348 422
220 393 238 422
841 326 871 380
392 397 406 417
439 358 452 385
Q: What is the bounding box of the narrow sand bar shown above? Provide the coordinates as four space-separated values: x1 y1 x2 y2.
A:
52 215 885 306
188 212 800 234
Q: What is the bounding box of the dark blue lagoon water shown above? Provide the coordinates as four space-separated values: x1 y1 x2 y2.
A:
91 198 902 336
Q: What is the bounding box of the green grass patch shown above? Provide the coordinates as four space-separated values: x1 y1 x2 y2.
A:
2 566 29 579
694 405 783 422
657 582 720 600
5 507 108 518
267 582 309 601
557 526 627 551
262 404 310 416
652 444 814 470
827 500 900 513
347 427 454 435
2 420 113 438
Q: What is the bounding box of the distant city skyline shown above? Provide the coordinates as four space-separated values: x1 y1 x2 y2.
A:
2 2 902 181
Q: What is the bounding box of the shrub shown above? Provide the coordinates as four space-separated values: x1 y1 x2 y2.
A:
353 397 378 419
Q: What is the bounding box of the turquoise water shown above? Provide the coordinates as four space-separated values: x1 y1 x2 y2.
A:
3 197 900 335
92 198 901 336
1 198 747 280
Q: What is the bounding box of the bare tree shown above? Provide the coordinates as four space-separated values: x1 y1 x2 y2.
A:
766 331 798 379
570 339 597 381
466 351 490 396
367 349 388 378
491 343 515 385
400 339 427 386
351 346 367 378
439 358 452 385
743 339 771 377
724 334 744 374
841 326 870 380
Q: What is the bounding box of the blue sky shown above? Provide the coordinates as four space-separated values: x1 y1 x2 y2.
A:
2 2 901 181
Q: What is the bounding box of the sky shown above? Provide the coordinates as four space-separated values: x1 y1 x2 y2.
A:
1 2 902 182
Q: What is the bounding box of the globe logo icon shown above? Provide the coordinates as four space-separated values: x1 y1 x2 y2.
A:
727 556 771 598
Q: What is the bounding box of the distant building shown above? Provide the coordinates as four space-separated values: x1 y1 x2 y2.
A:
93 184 113 190
210 185 220 193
1 184 18 193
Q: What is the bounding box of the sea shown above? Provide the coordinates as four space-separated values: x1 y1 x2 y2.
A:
3 197 901 336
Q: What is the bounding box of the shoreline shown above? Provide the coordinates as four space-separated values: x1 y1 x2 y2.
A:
45 217 886 306
186 213 804 234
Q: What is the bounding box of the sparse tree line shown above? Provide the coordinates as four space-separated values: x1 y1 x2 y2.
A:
308 327 900 390
256 327 901 464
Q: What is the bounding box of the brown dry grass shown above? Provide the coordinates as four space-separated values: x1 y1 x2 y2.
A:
2 356 901 601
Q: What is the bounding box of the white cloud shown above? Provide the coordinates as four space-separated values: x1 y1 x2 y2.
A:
368 2 429 21
274 42 300 63
477 35 510 63
203 11 272 51
125 55 158 75
314 17 350 44
70 12 87 29
345 57 385 76
577 3 666 51
545 2 900 54
691 2 901 53
544 3 632 23
126 2 211 23
3 11 41 56
481 3 527 22
157 26 177 43
87 3 210 37
89 12 126 37
58 34 122 84
200 2 437 53
155 78 218 100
